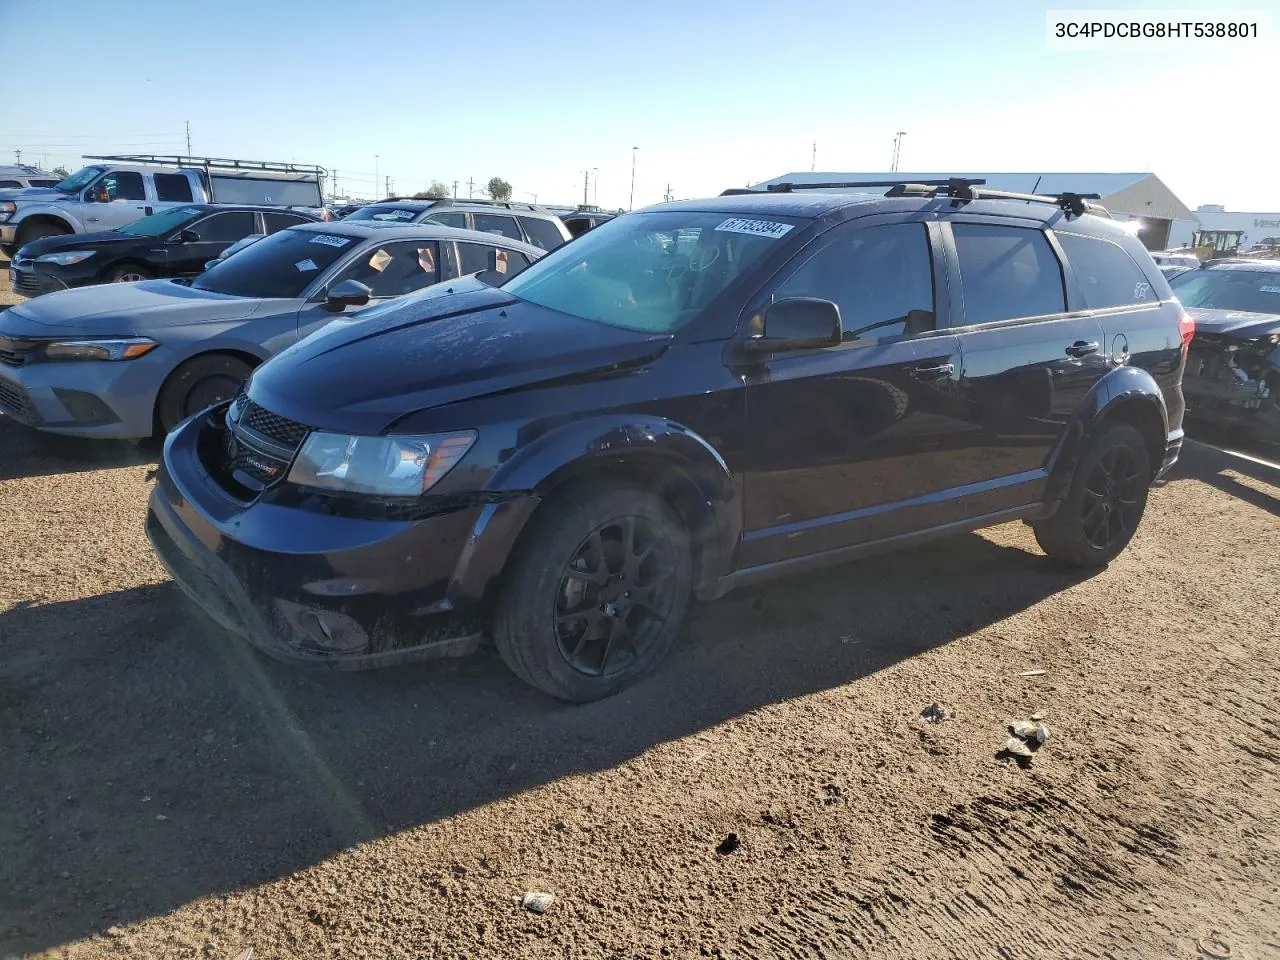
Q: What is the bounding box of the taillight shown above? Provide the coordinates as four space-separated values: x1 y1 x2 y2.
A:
1178 312 1195 350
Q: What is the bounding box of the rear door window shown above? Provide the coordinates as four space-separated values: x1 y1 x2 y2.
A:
1056 232 1155 308
472 213 523 241
517 216 565 250
952 224 1066 324
154 173 194 202
0 180 19 188
457 242 524 277
192 211 258 243
425 212 467 229
263 212 312 233
331 240 441 297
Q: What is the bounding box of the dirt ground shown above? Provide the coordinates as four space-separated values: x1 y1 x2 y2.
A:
2 394 1280 958
1 255 24 307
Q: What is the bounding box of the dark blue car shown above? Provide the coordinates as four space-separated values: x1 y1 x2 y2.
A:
145 181 1191 701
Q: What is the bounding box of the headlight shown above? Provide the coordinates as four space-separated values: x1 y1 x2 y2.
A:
287 430 476 497
35 250 96 266
0 202 14 223
42 338 157 362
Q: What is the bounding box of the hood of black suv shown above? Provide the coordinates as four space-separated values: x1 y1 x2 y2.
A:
248 279 672 435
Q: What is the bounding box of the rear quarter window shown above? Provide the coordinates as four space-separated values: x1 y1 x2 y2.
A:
1057 232 1156 309
517 216 565 250
953 224 1066 324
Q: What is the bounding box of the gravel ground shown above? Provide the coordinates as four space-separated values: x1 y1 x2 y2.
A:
0 255 23 307
2 407 1279 958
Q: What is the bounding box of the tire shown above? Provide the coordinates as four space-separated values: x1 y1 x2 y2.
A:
1033 422 1151 567
155 354 254 436
104 264 153 284
493 482 693 702
16 222 71 248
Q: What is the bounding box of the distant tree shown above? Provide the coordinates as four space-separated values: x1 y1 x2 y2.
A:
412 181 450 200
51 165 71 178
487 177 512 201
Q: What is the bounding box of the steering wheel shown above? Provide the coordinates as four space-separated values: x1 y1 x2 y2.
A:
687 245 721 273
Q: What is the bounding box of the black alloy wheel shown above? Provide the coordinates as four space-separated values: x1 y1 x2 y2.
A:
1079 444 1143 551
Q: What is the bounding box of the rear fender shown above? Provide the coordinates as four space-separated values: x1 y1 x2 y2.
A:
453 416 740 606
1045 365 1169 504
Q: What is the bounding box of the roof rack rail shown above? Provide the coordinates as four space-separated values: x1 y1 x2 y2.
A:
367 196 549 212
85 154 327 177
764 178 985 194
883 179 1107 217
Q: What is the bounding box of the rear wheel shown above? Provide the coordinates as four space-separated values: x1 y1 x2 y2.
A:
155 353 253 436
1033 422 1151 567
493 483 692 701
104 264 153 284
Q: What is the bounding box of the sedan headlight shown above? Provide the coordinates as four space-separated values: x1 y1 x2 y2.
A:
287 430 476 497
42 337 157 362
35 250 96 266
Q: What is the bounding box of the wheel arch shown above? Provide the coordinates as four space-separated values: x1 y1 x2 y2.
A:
15 213 76 244
1046 365 1169 503
151 347 266 433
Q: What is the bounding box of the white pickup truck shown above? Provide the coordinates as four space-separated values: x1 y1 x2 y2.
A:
0 155 326 256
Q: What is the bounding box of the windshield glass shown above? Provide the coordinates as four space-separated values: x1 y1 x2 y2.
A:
501 211 799 332
345 205 424 223
54 166 104 193
116 206 207 237
191 228 357 298
1170 269 1280 315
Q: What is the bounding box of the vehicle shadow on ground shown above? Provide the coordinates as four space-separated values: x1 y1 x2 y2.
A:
1168 438 1280 516
0 417 156 481
0 531 1095 954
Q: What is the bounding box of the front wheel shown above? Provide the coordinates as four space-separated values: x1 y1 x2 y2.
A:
493 483 693 701
155 353 253 436
104 264 154 284
1033 422 1151 567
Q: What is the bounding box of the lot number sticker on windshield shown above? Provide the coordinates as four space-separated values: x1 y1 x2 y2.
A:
1260 285 1280 294
715 218 794 239
309 235 352 248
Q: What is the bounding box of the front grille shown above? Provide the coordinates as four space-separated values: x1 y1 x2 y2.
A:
240 400 311 451
222 428 292 487
0 378 33 419
10 269 45 297
0 346 24 367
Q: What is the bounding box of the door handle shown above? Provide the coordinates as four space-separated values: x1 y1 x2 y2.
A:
1065 340 1100 358
86 216 99 223
911 362 954 381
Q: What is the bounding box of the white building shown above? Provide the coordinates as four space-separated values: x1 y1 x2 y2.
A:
751 172 1195 251
1168 205 1280 251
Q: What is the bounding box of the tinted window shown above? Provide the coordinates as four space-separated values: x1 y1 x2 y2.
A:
264 212 310 233
345 205 422 223
774 222 935 339
191 229 356 298
332 240 441 297
1057 233 1155 309
193 211 258 243
0 180 19 188
504 211 793 333
118 206 206 236
424 212 466 229
30 179 59 188
953 224 1065 324
472 213 522 241
517 216 565 250
102 171 146 201
1169 268 1280 315
154 173 194 202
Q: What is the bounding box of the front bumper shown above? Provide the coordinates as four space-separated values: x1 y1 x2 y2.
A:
0 348 163 438
145 411 538 669
8 258 80 298
1183 377 1280 442
0 223 16 246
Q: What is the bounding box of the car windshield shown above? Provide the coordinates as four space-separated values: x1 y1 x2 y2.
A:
500 211 799 332
191 228 357 298
53 166 104 193
116 206 207 237
1170 269 1280 315
344 205 423 223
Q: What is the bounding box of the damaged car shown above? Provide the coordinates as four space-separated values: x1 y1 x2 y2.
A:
1172 260 1280 443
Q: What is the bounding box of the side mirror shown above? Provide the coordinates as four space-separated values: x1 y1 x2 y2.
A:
175 228 200 244
324 279 372 312
742 298 842 354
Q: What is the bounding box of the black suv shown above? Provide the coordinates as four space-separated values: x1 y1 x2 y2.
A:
146 179 1190 701
344 198 571 251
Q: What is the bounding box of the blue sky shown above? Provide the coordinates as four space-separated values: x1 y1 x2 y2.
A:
5 0 1278 210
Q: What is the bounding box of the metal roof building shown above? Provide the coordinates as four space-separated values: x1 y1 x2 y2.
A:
750 172 1195 250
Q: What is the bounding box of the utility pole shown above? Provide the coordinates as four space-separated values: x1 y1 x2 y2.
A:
629 146 638 211
14 148 21 165
664 183 672 202
185 120 192 157
467 177 475 198
583 169 589 206
452 180 459 198
375 155 380 198
593 167 598 206
891 131 907 173
332 169 338 200
385 175 392 198
811 141 816 172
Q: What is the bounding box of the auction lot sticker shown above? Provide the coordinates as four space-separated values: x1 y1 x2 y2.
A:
715 218 794 239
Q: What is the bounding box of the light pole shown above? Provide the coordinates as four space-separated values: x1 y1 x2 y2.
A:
629 147 638 211
374 155 380 198
593 167 598 207
890 132 906 173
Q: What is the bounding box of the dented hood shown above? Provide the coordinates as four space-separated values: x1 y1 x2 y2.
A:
1187 307 1280 340
247 278 672 435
